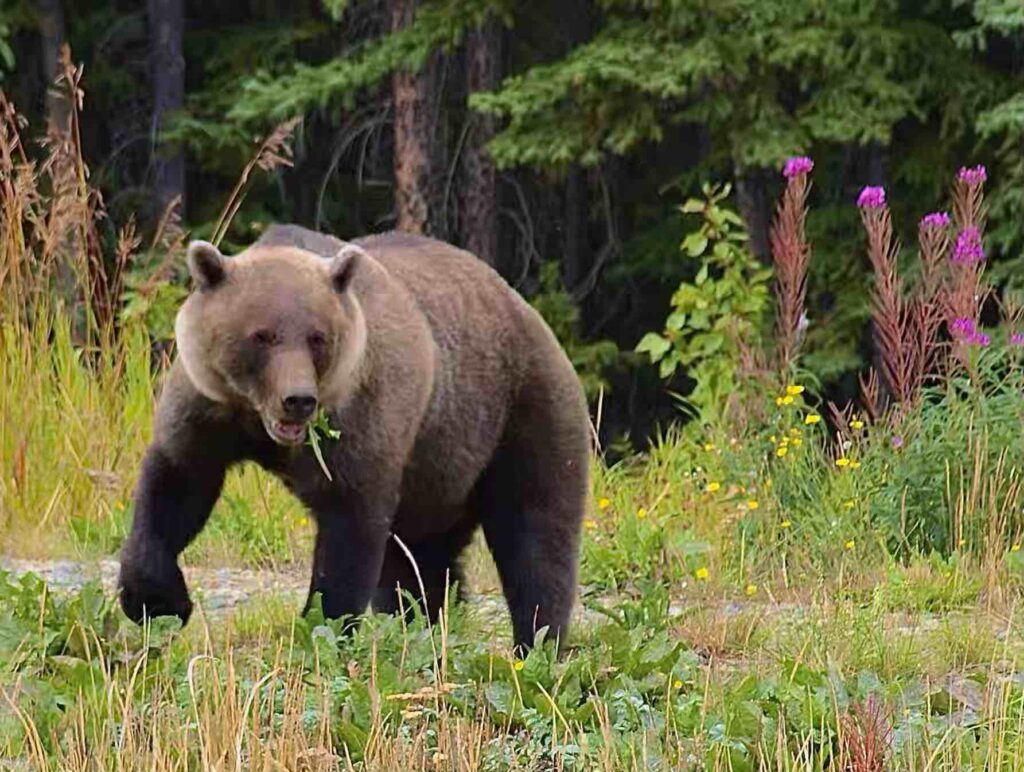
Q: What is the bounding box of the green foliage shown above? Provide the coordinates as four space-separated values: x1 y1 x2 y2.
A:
472 1 975 171
321 0 350 23
227 0 511 124
168 20 330 170
119 251 189 343
0 20 14 80
0 2 31 82
530 261 621 402
636 183 771 422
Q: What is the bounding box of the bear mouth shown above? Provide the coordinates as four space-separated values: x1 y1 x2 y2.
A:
263 417 308 446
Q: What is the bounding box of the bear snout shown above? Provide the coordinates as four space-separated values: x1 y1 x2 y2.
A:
282 392 317 421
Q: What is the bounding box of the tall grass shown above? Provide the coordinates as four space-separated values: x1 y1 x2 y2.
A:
0 66 303 564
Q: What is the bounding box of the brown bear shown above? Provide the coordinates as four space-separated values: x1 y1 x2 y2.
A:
117 224 590 650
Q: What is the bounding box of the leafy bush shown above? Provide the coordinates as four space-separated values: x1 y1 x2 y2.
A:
636 183 771 423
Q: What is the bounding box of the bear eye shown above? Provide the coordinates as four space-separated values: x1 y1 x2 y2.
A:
308 330 328 349
251 329 278 346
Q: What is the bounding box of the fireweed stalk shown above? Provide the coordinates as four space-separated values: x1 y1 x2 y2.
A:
944 165 990 361
771 156 813 373
911 211 951 388
858 185 917 406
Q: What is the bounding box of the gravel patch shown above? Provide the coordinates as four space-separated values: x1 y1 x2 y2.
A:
0 556 308 615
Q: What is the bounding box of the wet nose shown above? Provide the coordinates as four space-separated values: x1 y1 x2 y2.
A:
282 393 317 421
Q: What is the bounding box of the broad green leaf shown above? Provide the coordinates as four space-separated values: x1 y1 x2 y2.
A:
636 332 671 360
683 232 708 257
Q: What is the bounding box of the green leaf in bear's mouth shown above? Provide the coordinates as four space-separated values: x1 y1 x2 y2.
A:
306 407 341 480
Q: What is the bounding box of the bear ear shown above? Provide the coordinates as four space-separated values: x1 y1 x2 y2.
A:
187 240 226 290
329 244 366 295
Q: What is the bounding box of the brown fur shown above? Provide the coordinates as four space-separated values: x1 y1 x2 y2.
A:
119 225 590 650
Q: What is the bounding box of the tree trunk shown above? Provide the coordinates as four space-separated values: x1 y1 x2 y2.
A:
460 17 502 267
558 0 593 291
390 0 442 235
563 167 588 291
734 165 770 262
37 0 69 135
147 0 186 218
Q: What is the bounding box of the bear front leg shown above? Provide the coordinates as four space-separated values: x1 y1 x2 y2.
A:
118 443 227 625
300 472 400 626
304 511 391 625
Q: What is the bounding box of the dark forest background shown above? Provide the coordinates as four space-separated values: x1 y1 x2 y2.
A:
2 0 1023 449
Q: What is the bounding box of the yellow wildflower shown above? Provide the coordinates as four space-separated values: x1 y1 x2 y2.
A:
843 500 855 509
850 460 861 469
598 497 611 510
845 540 855 550
781 519 792 529
835 457 850 468
746 499 760 510
776 446 788 457
745 583 758 596
673 679 683 689
584 519 597 530
786 384 805 396
703 442 715 452
695 566 709 581
513 660 524 671
850 419 865 430
770 435 777 443
792 437 803 447
804 414 821 425
637 507 647 519
1012 544 1021 553
299 516 309 527
775 397 784 406
789 428 801 437
781 395 795 405
706 481 721 493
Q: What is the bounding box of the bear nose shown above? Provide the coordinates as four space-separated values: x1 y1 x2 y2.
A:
282 393 317 421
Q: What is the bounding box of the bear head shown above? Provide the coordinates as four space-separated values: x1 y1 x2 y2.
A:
174 239 368 446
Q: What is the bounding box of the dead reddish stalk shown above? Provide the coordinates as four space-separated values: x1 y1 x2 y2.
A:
860 196 915 406
840 695 892 772
770 159 813 374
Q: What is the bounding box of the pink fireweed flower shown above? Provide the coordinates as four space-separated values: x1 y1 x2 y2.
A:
891 435 904 449
958 165 987 186
952 226 984 265
783 156 814 178
857 186 886 209
951 317 990 346
1011 332 1024 346
920 212 951 230
950 317 976 339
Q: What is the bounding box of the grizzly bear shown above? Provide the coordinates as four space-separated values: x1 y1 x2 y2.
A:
117 225 590 650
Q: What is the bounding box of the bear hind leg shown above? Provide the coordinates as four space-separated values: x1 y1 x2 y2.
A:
473 426 588 652
372 526 473 623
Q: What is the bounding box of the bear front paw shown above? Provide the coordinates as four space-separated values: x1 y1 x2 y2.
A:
118 547 193 625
